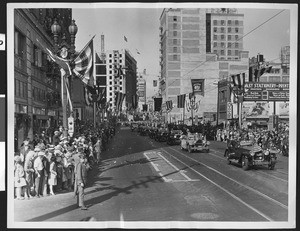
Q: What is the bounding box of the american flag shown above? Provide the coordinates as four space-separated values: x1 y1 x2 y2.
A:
231 73 245 89
72 36 95 86
254 65 272 81
177 94 186 108
166 100 173 111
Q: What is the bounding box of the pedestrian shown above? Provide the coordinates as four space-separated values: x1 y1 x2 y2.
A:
94 137 102 164
24 150 35 198
48 155 57 195
33 151 45 198
52 131 60 146
74 154 88 210
14 155 28 200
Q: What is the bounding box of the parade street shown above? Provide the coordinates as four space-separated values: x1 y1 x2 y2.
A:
14 125 288 222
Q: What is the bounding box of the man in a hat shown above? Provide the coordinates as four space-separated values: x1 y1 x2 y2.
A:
74 154 88 210
34 151 45 197
52 131 60 146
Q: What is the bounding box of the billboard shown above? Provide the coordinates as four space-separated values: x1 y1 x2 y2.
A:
243 82 289 101
242 101 273 119
276 102 289 117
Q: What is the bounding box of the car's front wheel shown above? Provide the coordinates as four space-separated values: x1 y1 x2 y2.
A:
242 156 250 171
224 150 231 164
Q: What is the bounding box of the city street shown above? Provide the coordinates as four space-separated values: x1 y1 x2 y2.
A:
14 125 289 222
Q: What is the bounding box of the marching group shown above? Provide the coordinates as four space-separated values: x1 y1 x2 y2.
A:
14 120 117 209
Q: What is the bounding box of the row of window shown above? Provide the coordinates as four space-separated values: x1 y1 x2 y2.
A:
32 86 46 102
213 50 240 56
15 79 28 99
213 42 240 48
213 27 241 33
213 34 239 41
213 20 241 26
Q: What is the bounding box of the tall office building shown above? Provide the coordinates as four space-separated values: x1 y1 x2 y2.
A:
137 75 146 110
159 8 248 123
105 49 137 111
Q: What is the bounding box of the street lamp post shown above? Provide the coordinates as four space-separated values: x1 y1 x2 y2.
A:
51 18 78 137
186 94 199 126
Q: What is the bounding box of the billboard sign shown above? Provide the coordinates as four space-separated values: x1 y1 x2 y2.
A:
244 82 289 101
242 101 273 119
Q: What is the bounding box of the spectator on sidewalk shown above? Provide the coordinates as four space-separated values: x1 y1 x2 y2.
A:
14 155 29 200
48 155 57 195
74 154 88 210
34 151 45 198
24 150 35 198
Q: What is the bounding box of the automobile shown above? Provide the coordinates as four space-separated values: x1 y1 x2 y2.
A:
166 129 182 145
224 139 278 170
148 127 158 139
139 125 150 136
154 128 169 142
180 133 210 153
130 122 139 132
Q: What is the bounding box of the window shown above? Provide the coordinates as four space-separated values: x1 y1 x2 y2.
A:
221 50 225 55
228 20 232 25
213 50 218 54
235 20 239 25
221 42 225 48
213 35 217 40
213 42 217 47
235 35 239 40
213 20 217 25
110 92 112 96
228 35 231 41
14 30 26 57
109 87 112 90
109 59 112 63
173 23 177 29
221 20 225 25
221 27 225 33
120 87 122 91
213 27 217 33
228 42 231 48
235 50 239 56
173 47 178 53
173 55 177 60
228 50 231 56
173 31 177 36
173 39 177 45
235 42 239 48
235 27 239 33
221 35 225 40
173 16 177 21
109 81 112 85
109 54 112 57
228 27 231 33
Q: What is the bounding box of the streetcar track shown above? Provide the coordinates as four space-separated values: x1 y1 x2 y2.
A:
166 147 288 211
161 148 274 221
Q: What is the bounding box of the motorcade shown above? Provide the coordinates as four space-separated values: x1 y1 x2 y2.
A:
180 133 210 153
138 125 150 136
130 122 139 132
224 139 278 170
166 129 182 145
148 127 158 139
154 128 169 142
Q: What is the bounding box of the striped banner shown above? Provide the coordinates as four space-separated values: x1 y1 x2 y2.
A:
231 73 245 88
177 94 186 108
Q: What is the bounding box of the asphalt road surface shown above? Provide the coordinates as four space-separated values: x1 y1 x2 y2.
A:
13 125 289 225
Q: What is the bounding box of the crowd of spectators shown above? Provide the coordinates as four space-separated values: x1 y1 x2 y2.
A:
14 120 117 200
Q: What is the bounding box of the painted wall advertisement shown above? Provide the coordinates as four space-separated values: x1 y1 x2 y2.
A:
243 82 289 101
242 102 273 119
242 101 289 119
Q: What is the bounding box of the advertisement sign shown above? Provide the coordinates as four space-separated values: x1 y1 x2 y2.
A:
276 102 289 117
68 116 74 137
242 101 273 119
191 79 204 95
244 82 289 101
227 102 232 119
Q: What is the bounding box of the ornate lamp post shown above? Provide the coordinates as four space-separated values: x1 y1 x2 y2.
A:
51 18 78 137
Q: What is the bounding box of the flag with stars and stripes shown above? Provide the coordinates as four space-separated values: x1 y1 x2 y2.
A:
72 37 95 87
231 73 245 89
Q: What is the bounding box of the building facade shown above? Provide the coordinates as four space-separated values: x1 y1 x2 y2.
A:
14 9 73 149
159 8 248 124
105 49 137 112
137 75 146 110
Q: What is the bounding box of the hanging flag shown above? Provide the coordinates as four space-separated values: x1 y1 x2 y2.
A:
166 100 173 111
124 36 128 42
153 80 157 87
142 104 148 112
191 79 204 95
177 94 186 108
132 94 137 109
231 73 245 89
72 36 95 87
36 39 72 75
115 92 121 111
154 98 162 112
120 93 126 111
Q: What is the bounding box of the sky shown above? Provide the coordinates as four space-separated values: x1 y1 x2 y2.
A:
72 3 292 99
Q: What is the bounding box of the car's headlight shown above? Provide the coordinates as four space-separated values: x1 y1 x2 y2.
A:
250 151 255 156
264 150 270 155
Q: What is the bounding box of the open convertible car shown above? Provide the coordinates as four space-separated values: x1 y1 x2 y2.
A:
180 133 210 153
224 139 278 170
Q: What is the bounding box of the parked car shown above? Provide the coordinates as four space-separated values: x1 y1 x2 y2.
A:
166 129 182 145
224 139 278 170
180 133 210 153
